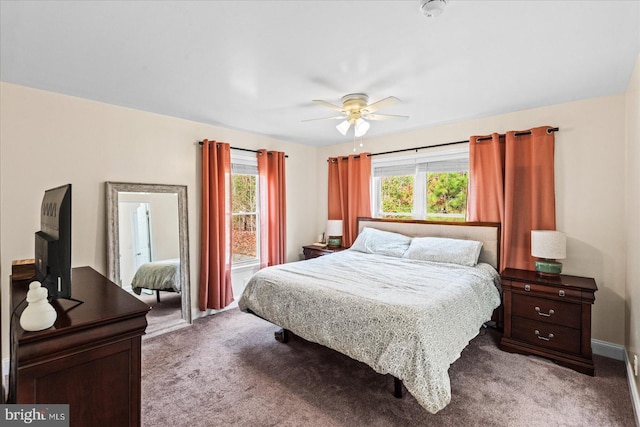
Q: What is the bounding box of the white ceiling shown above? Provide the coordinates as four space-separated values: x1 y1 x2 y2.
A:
1 1 639 147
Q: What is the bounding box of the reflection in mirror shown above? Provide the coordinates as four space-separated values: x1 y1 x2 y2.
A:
118 193 179 290
106 182 191 335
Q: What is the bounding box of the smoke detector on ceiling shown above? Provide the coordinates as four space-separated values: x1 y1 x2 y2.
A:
420 0 447 18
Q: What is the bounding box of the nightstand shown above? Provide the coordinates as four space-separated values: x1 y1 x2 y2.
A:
302 245 346 260
499 268 597 375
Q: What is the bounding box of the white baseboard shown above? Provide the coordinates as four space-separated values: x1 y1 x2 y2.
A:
624 349 640 427
2 357 9 401
592 338 625 361
2 358 8 380
590 340 639 425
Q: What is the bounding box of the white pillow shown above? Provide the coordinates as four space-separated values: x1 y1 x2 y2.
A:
350 227 412 258
403 236 483 266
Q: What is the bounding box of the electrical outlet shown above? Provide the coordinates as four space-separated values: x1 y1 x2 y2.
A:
635 355 638 377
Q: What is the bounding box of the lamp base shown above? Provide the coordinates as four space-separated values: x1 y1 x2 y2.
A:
327 236 342 249
535 259 563 277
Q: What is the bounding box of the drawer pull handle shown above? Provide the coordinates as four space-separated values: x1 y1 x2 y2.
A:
558 290 565 297
535 307 555 317
534 330 554 341
524 284 531 292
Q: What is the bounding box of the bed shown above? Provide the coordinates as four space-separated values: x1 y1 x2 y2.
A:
238 218 501 414
131 258 181 301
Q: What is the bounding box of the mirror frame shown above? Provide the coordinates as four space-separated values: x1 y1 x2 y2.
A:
106 182 191 324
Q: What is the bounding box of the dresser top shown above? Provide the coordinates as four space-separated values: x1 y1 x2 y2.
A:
12 266 150 343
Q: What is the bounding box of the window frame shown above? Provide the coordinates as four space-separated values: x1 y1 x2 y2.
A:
371 148 469 221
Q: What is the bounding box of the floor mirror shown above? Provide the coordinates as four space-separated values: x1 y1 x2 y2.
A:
106 182 191 335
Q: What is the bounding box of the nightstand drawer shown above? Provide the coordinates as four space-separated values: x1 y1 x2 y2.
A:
507 279 582 301
302 245 345 260
512 294 581 328
511 316 581 354
303 247 325 259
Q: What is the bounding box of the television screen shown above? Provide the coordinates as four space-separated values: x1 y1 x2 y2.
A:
35 184 72 299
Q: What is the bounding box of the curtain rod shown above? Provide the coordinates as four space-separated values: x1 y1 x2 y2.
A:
366 127 559 158
198 141 288 158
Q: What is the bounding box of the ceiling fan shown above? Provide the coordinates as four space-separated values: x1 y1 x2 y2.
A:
303 93 409 137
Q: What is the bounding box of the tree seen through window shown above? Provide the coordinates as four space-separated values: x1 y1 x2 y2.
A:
426 172 468 220
232 174 258 263
380 175 414 219
379 171 468 221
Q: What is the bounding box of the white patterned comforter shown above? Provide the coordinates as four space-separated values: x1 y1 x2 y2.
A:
131 258 180 295
238 250 501 413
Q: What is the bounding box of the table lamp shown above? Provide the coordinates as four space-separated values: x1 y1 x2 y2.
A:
326 220 343 248
531 230 566 277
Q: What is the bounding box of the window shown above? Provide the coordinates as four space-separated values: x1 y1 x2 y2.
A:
372 149 468 222
231 155 260 265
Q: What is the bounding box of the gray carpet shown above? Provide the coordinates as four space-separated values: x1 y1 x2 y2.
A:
141 308 636 427
136 291 182 335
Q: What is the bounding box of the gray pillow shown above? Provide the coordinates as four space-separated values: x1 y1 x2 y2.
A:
403 236 483 266
350 227 412 258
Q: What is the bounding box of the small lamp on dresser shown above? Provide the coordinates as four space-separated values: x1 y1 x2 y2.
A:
531 230 566 277
326 220 343 248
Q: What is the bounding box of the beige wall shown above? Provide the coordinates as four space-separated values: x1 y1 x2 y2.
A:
316 94 628 346
0 82 318 360
625 54 640 406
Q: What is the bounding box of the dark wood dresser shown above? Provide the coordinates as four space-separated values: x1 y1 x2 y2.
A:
8 264 150 426
499 268 597 375
302 244 346 260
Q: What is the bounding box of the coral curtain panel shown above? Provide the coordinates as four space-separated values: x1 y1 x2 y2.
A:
467 133 506 224
467 126 556 271
327 154 372 247
199 140 234 310
258 149 287 268
503 127 556 270
467 133 507 267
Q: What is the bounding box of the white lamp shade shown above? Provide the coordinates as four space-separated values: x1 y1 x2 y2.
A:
354 118 370 137
531 230 566 260
326 220 343 237
336 120 351 136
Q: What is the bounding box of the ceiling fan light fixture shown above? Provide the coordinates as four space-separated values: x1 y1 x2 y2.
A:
336 120 351 136
305 93 407 141
354 118 370 137
420 0 447 18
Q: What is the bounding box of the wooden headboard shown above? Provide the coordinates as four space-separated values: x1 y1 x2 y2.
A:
356 217 501 271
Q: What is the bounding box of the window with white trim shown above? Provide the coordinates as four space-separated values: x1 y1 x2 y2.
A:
372 149 469 222
231 154 260 265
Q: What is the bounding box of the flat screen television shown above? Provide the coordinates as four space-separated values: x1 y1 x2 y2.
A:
35 184 72 299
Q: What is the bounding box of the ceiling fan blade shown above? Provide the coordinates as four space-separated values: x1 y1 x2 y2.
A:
362 96 400 114
363 113 409 121
302 115 346 122
312 99 345 112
